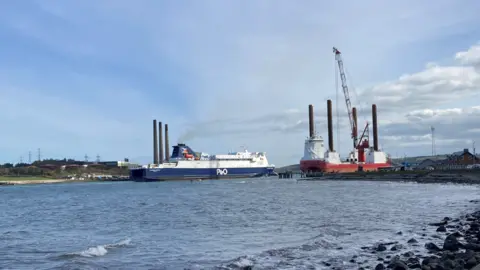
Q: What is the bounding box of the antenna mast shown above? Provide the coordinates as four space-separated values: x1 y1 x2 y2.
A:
431 126 436 156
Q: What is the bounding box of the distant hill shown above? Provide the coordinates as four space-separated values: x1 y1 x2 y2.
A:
276 164 300 173
390 154 448 164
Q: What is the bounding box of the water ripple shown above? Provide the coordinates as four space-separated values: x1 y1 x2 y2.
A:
0 179 478 269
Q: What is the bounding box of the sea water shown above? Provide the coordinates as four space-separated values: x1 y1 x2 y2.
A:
1 178 479 269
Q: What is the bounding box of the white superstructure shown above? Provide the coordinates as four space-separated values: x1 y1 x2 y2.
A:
301 135 325 160
144 145 275 169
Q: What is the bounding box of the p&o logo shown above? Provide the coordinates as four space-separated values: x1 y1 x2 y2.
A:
216 168 228 175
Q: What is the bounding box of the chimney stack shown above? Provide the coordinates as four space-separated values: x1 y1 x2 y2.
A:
372 104 379 151
352 107 358 145
327 99 334 152
153 120 159 164
165 124 170 161
308 104 314 138
158 121 164 164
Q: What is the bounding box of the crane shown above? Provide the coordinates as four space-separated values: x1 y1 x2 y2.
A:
333 47 369 154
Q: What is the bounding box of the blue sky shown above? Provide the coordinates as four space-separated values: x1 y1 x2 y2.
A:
0 0 480 166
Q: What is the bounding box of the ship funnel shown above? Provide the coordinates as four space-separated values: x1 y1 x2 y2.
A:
153 119 159 164
327 99 334 152
308 104 314 138
352 107 358 143
165 124 170 161
159 121 164 164
372 104 379 151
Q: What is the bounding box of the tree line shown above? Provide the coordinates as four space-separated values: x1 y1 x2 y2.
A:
0 158 93 168
0 159 129 177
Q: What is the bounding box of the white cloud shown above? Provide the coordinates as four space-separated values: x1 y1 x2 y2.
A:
456 43 480 67
179 42 480 164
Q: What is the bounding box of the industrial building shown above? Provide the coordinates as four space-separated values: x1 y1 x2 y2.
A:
415 149 480 170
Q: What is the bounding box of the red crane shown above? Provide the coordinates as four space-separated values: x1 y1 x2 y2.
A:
333 47 369 161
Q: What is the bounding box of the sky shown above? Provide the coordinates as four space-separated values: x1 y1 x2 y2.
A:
0 0 480 166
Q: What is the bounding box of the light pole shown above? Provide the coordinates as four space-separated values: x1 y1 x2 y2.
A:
473 141 476 165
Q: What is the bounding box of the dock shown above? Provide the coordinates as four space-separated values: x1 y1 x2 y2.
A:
277 170 305 179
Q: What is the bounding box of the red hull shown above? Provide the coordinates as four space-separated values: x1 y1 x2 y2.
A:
300 160 391 173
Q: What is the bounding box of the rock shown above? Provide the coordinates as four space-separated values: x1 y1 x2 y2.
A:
408 238 418 244
443 217 451 221
464 243 480 251
409 263 421 269
443 234 462 251
436 225 447 232
455 259 466 269
461 249 476 260
396 231 403 235
472 264 480 270
466 257 478 268
388 260 408 270
407 257 420 265
443 259 456 269
376 244 387 252
403 251 414 257
441 251 456 260
424 242 441 252
374 264 385 270
390 244 403 251
429 220 448 226
451 231 463 237
421 256 440 266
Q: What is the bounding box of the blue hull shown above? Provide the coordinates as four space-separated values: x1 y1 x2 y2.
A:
130 166 275 181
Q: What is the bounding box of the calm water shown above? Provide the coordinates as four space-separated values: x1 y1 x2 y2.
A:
1 178 479 270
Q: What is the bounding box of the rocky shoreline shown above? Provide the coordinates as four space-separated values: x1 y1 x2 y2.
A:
301 171 480 185
342 200 480 270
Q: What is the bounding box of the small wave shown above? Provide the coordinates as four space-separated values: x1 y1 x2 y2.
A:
76 245 108 257
215 236 344 269
0 230 30 240
214 255 255 270
58 238 131 259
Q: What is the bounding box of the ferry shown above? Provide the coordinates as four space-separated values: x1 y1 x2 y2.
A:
130 143 276 181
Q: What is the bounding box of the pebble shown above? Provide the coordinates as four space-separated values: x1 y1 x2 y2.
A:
350 203 480 270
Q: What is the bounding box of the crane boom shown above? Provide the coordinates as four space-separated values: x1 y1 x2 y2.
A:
333 47 358 148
